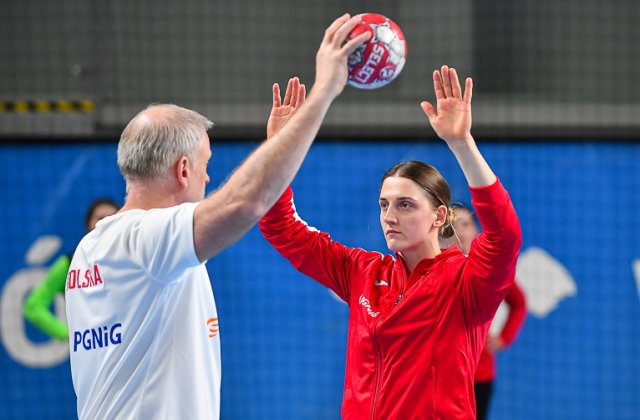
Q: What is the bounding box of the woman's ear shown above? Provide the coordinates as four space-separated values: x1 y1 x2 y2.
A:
433 205 447 227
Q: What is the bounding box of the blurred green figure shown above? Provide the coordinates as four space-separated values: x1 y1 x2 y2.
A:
23 198 119 340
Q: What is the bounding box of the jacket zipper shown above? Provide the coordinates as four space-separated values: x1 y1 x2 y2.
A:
396 269 407 305
370 270 408 419
369 315 383 420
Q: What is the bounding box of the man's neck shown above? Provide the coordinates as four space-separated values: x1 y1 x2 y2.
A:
121 180 181 211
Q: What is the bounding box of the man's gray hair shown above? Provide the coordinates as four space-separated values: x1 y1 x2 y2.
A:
117 104 213 183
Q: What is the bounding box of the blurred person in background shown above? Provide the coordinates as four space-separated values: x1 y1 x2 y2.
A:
260 65 522 419
452 203 527 420
24 198 119 340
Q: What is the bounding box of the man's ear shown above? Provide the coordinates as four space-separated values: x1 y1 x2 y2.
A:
174 156 190 189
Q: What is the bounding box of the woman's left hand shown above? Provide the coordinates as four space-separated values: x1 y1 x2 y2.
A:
420 65 473 150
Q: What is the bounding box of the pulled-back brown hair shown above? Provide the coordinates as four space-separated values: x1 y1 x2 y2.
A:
381 161 456 238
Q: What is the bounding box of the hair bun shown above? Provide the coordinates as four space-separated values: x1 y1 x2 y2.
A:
440 207 457 238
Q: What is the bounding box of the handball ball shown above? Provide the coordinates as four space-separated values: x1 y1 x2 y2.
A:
347 13 407 89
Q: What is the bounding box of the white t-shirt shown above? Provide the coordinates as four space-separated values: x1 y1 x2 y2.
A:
66 202 221 420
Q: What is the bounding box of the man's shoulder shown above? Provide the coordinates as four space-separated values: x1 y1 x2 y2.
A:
138 202 199 220
108 202 198 225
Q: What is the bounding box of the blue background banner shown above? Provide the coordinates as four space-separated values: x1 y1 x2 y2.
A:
0 141 638 419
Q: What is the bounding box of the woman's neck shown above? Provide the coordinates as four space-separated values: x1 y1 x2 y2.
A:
399 239 441 273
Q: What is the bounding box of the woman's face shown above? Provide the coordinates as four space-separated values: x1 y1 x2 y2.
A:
451 207 478 255
87 203 118 231
379 176 440 254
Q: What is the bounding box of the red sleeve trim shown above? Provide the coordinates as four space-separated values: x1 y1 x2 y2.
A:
469 178 507 206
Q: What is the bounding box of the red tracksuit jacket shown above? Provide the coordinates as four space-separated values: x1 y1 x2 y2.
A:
259 179 521 419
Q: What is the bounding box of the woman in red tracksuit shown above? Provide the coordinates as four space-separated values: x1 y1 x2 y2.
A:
260 65 522 419
452 204 527 420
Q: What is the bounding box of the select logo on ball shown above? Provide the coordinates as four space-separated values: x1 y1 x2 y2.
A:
347 13 407 89
379 66 396 81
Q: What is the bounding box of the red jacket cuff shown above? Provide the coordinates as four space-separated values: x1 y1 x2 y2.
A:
469 178 507 205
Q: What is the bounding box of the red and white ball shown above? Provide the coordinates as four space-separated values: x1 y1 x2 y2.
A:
347 13 407 89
